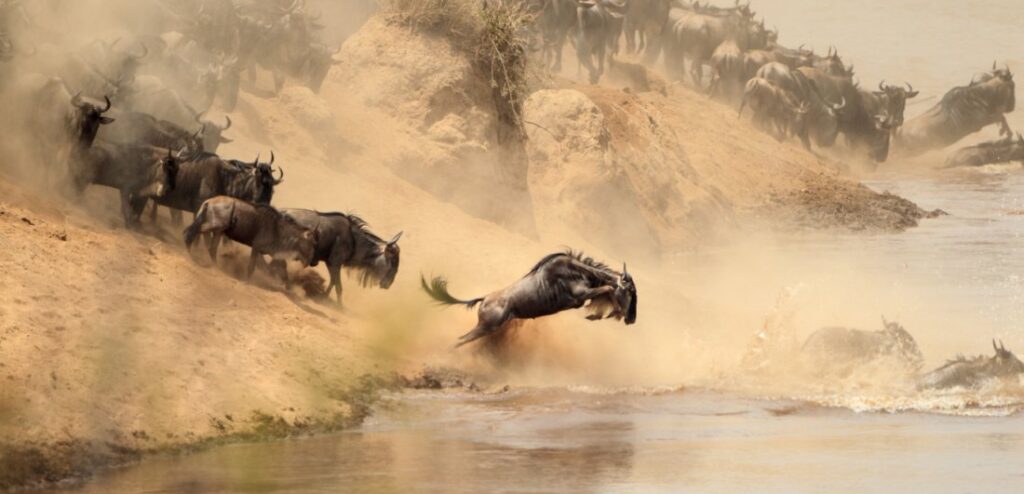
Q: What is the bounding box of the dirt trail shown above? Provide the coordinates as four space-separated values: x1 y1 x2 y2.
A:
0 7 942 489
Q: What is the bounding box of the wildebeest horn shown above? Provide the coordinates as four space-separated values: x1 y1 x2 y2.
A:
70 91 84 108
100 95 112 112
253 153 260 166
879 80 887 91
269 151 275 165
273 167 284 184
994 339 1000 352
993 60 998 71
622 262 628 276
222 115 232 130
832 96 846 111
389 231 403 245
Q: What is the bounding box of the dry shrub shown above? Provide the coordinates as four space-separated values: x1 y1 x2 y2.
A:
475 1 532 137
377 0 481 41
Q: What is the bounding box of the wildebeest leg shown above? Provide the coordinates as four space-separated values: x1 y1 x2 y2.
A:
455 303 509 348
208 232 223 262
119 191 139 229
170 209 183 226
273 71 286 95
327 263 343 304
999 115 1012 137
246 249 260 279
269 259 290 289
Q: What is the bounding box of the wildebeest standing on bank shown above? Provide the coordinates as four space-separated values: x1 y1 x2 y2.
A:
422 251 637 348
943 132 1024 168
533 0 576 72
278 209 402 304
574 0 627 84
150 152 282 223
896 63 1016 158
184 196 316 287
78 145 183 227
623 0 669 63
918 340 1024 390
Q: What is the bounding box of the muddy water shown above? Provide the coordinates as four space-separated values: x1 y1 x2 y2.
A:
49 387 1024 493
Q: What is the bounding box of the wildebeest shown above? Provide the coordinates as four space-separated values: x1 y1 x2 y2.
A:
709 39 744 101
184 195 316 287
896 63 1016 158
918 340 1024 390
798 65 897 161
861 81 918 128
664 0 756 85
738 77 806 140
746 63 845 148
79 144 182 227
622 0 669 63
11 75 115 177
101 111 204 156
800 318 924 376
574 0 627 84
150 151 283 223
943 132 1024 168
533 0 576 71
191 111 234 154
422 251 637 348
278 209 402 304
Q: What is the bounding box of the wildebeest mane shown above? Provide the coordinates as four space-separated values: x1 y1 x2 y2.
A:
526 249 612 276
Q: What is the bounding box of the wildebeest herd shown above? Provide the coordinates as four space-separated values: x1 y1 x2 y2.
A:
527 0 1016 166
0 0 400 302
0 0 1021 388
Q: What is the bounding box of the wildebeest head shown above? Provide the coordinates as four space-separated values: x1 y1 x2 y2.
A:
881 317 924 370
193 111 233 153
304 44 341 94
814 46 848 76
152 147 183 198
251 152 283 205
873 81 919 127
615 263 637 325
69 93 115 148
279 214 318 265
375 231 402 289
990 339 1024 379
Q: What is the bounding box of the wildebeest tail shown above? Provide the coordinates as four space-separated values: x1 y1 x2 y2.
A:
420 275 483 308
183 202 207 248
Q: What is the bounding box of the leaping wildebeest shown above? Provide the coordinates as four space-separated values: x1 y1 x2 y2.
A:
278 209 402 304
896 63 1016 158
422 251 637 348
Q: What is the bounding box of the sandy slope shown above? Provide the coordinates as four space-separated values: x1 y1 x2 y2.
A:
0 11 940 489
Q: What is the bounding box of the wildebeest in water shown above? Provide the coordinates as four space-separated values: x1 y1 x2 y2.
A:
800 317 924 377
943 132 1024 168
918 340 1024 390
422 251 637 348
278 209 402 304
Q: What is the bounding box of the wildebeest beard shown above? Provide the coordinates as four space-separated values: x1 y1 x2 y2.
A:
346 237 398 289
